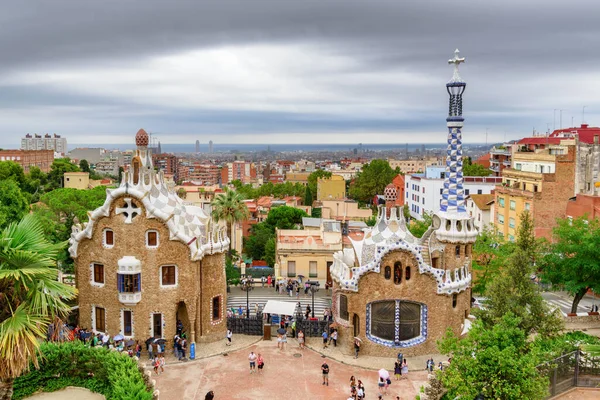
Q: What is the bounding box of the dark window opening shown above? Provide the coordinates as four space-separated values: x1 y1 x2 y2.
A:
212 296 221 321
340 294 349 320
123 310 132 336
452 294 458 308
384 266 391 280
405 266 411 280
393 262 402 284
118 273 141 293
153 313 162 337
455 245 461 257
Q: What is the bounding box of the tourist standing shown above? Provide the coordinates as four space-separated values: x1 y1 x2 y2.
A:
297 330 305 350
378 377 385 395
261 275 266 288
267 274 272 287
257 353 264 374
180 337 187 360
159 354 165 374
248 351 257 373
330 329 338 347
357 380 365 399
153 356 160 375
205 391 214 400
350 375 357 392
305 305 311 319
226 329 232 346
322 330 328 349
394 359 402 380
426 357 434 372
321 360 330 386
354 337 361 359
401 359 408 378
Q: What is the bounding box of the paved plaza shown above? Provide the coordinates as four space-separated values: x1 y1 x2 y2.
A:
152 340 428 400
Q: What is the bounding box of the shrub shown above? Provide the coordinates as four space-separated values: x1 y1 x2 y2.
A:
13 342 153 400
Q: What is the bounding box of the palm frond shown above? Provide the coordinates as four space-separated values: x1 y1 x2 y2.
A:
0 304 47 380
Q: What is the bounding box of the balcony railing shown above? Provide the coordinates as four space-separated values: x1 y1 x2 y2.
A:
118 292 142 305
490 147 510 155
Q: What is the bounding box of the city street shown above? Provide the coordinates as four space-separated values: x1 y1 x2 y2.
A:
541 291 600 316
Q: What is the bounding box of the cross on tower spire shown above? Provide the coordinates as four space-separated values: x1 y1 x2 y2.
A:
448 49 465 83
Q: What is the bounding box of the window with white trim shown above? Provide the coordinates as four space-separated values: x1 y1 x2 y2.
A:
103 229 114 247
94 306 106 333
309 261 318 278
122 310 133 337
160 265 177 286
92 263 104 285
146 230 159 248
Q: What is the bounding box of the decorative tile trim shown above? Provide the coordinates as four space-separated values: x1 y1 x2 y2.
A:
365 300 428 348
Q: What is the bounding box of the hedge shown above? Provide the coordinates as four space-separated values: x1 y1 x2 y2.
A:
12 342 153 400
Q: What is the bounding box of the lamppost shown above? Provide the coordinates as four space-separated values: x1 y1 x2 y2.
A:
307 280 320 319
242 277 253 319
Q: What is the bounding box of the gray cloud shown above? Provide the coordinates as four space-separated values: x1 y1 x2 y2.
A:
0 0 599 147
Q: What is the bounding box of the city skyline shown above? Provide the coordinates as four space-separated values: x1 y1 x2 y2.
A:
1 0 599 147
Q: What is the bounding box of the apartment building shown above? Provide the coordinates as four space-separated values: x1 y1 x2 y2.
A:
494 141 576 240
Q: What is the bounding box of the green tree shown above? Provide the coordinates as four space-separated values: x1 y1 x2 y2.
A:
264 237 276 268
407 211 433 238
311 208 322 218
0 180 29 230
78 159 91 173
243 223 274 261
471 226 512 294
0 161 27 189
480 211 562 337
348 160 398 203
438 313 548 400
307 170 332 200
0 214 77 395
211 189 250 254
304 185 313 207
264 205 307 230
225 257 241 286
47 158 80 190
462 156 492 177
365 215 377 227
540 216 600 314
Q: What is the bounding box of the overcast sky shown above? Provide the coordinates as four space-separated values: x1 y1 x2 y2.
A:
1 0 599 147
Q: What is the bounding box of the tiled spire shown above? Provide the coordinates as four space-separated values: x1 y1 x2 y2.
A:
440 49 467 214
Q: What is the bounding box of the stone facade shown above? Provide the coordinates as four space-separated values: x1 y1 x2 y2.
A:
333 247 470 358
70 129 229 345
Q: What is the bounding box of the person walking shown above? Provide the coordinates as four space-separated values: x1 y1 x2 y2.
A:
257 353 265 374
354 337 361 359
226 329 232 346
267 274 272 288
135 341 141 358
281 332 287 351
378 377 385 395
357 380 365 400
153 356 160 375
394 359 402 380
261 275 266 288
159 354 165 374
305 305 311 319
322 330 328 349
248 351 258 373
321 360 330 386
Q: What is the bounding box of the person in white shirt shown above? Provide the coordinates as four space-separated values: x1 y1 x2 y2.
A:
248 351 258 373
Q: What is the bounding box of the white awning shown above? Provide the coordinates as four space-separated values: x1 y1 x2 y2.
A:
261 300 298 316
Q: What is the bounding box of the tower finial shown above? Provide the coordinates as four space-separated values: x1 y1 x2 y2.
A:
448 49 466 83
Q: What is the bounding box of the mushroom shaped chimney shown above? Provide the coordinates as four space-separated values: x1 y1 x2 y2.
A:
135 129 149 147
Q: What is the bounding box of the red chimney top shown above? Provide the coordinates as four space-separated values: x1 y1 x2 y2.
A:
581 124 589 129
135 129 149 147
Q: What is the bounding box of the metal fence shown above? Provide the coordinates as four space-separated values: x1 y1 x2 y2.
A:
538 350 600 398
226 313 331 337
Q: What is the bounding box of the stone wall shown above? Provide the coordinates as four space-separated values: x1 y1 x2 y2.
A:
334 248 470 358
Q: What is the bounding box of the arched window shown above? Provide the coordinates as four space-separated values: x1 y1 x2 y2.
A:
368 300 423 343
405 266 411 280
393 262 402 284
455 245 461 258
452 294 458 308
384 266 391 280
